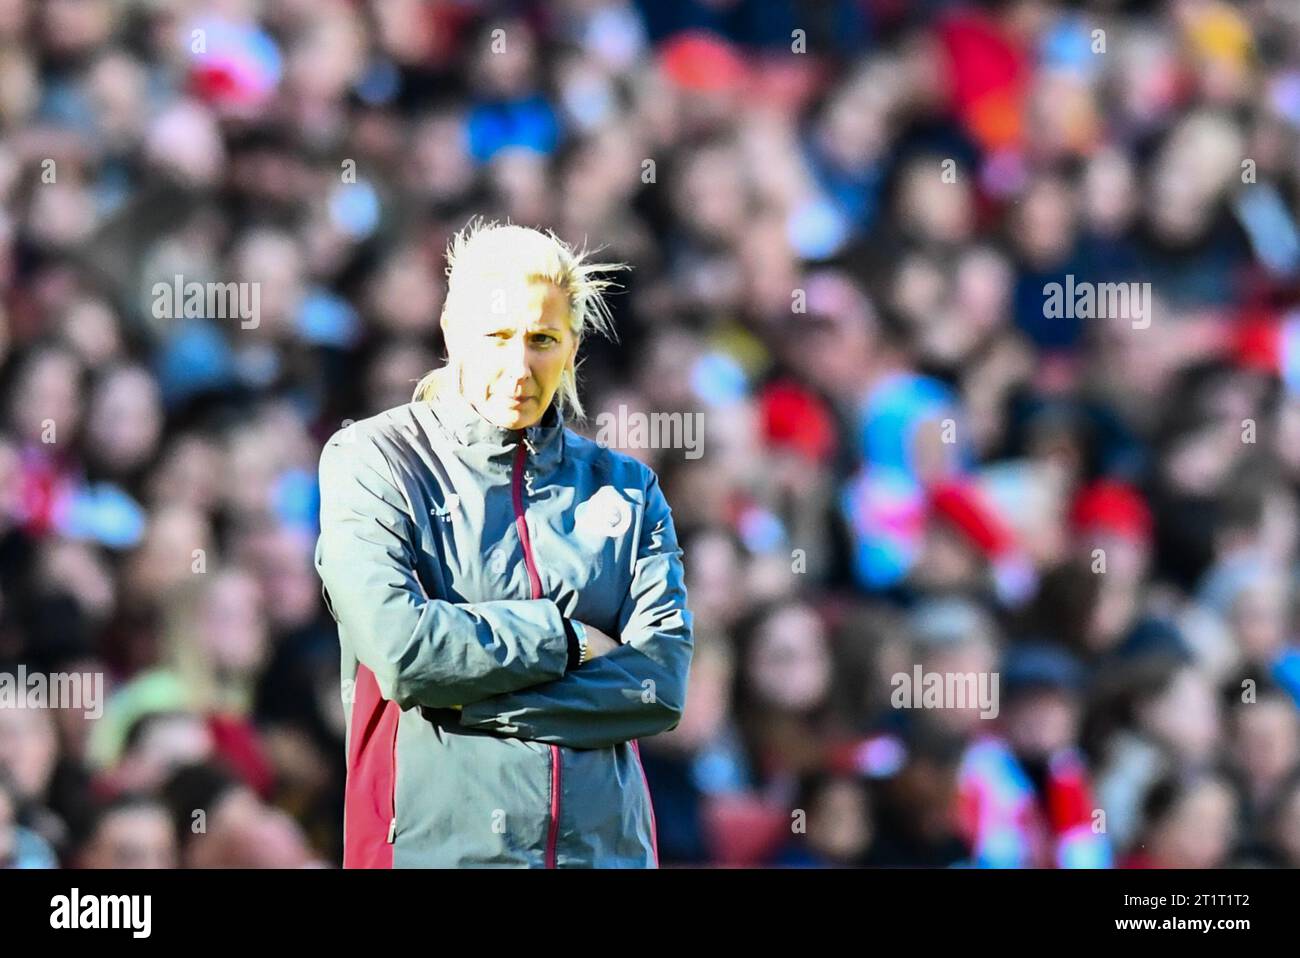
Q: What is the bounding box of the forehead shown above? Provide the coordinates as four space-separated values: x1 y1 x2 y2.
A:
104 805 172 834
453 275 571 329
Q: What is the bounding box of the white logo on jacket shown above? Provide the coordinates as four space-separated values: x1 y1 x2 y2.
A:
575 486 633 539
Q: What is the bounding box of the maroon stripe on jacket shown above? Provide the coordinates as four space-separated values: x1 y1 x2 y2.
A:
545 745 561 868
512 443 543 597
343 664 400 868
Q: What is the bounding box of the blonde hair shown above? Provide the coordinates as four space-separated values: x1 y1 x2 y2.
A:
153 569 262 717
412 219 625 421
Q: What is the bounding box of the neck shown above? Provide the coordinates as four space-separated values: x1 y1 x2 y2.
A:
419 370 567 473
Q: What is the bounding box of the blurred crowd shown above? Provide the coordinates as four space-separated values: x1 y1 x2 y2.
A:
3 0 1300 868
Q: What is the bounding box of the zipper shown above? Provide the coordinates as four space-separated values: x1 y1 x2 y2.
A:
512 440 560 867
512 443 543 598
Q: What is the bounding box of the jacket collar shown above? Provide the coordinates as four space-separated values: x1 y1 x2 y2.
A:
422 367 566 473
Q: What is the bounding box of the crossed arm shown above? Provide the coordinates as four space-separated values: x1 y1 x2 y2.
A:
316 434 574 711
315 431 693 747
459 471 694 748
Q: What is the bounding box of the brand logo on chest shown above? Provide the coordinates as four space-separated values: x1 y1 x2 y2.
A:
576 486 633 538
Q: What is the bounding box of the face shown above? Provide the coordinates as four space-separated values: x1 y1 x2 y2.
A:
1004 690 1079 759
1139 667 1221 763
12 348 81 444
198 570 267 675
83 807 178 869
190 790 316 868
86 366 162 475
447 277 576 430
923 639 997 734
809 778 872 863
684 530 743 631
0 705 57 800
747 605 831 712
1234 698 1298 790
1151 780 1237 868
1232 580 1287 662
130 714 214 786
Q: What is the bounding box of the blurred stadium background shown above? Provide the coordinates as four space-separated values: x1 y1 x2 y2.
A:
3 0 1300 868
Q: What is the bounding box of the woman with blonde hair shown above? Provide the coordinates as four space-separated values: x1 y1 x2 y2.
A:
315 220 694 867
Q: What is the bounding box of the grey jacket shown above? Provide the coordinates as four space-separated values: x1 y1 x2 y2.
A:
314 380 693 867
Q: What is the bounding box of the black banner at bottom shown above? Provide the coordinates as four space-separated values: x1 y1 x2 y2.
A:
0 867 1283 945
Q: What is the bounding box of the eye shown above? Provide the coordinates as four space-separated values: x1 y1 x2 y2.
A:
531 333 558 347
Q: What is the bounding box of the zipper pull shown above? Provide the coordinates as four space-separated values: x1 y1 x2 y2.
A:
516 437 536 495
387 817 397 844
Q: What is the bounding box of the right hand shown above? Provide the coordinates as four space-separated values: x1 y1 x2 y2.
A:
579 622 621 661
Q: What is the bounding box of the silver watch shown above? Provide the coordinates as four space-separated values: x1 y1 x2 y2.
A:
571 619 589 664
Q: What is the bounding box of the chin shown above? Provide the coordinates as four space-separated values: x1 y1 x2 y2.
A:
493 408 539 430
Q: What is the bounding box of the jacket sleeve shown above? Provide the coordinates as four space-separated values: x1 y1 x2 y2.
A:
458 469 694 749
315 430 573 711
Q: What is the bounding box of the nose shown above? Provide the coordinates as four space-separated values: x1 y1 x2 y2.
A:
503 335 531 389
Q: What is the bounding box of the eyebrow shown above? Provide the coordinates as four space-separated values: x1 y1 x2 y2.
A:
485 323 565 335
